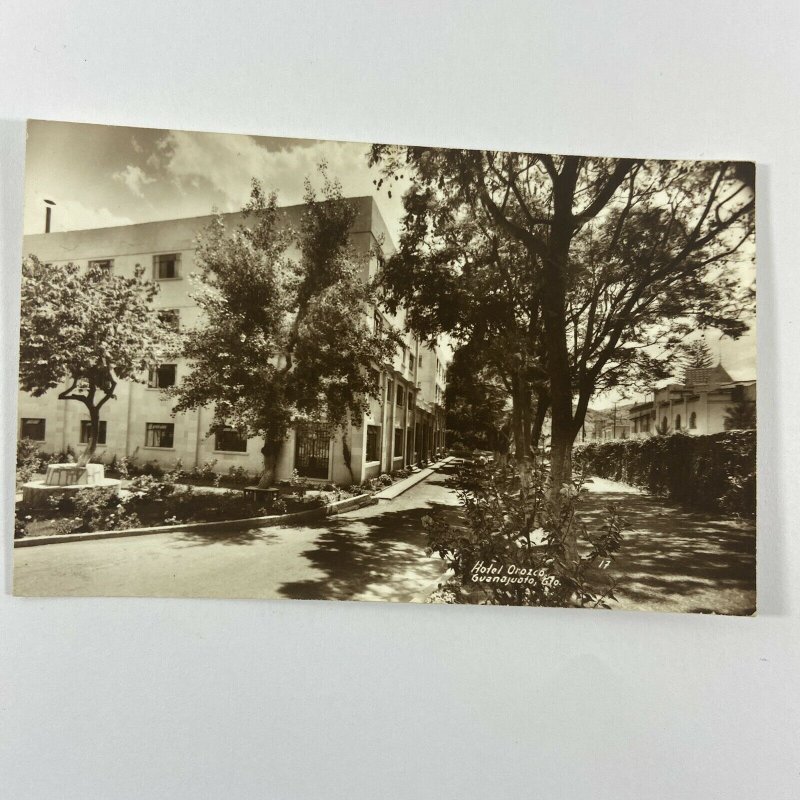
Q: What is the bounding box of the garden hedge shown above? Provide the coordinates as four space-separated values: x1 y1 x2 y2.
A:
573 430 755 516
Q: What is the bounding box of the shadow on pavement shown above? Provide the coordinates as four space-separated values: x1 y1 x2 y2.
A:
171 526 284 547
276 499 460 602
578 488 756 614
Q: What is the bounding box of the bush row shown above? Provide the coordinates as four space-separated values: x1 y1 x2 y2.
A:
573 431 755 516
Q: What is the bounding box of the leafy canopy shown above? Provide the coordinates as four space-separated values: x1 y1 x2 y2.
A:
19 257 172 402
172 170 399 455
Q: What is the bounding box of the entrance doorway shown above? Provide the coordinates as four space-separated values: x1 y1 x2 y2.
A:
294 422 331 479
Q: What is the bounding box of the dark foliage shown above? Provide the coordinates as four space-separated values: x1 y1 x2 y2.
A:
424 461 625 607
573 431 755 516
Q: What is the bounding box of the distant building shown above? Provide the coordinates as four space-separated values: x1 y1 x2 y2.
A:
584 404 633 442
17 197 448 485
629 364 756 438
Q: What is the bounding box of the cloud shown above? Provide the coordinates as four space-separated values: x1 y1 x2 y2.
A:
155 129 408 242
55 199 134 232
23 192 134 234
112 164 156 198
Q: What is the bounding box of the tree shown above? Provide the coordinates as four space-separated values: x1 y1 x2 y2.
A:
171 172 399 486
724 386 756 430
445 342 510 452
371 148 755 557
375 183 550 473
19 258 173 465
679 338 714 378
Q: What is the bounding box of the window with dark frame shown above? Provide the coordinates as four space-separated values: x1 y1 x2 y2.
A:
386 381 393 404
690 412 697 429
396 385 404 407
148 364 177 388
145 422 174 448
80 420 107 445
88 259 114 272
408 390 414 409
394 427 404 458
21 418 45 441
154 253 181 280
366 425 381 462
214 426 247 453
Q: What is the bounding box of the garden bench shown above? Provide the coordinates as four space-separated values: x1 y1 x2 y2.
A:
241 486 280 507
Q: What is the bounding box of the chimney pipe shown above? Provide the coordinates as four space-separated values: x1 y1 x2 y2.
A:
44 199 55 233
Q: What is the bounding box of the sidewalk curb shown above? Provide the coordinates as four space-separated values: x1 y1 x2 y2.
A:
373 457 452 501
14 493 377 548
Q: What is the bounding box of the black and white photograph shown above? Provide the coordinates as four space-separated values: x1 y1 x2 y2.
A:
13 120 756 614
5 3 800 800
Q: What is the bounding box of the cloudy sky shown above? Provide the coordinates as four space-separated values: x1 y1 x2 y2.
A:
23 119 408 241
23 120 755 388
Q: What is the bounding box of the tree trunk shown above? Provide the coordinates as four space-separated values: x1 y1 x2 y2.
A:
258 441 280 488
530 388 550 454
342 430 354 484
538 209 580 560
77 405 100 468
511 369 534 488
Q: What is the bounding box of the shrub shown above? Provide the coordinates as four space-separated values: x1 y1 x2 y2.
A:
227 465 253 486
424 461 625 608
50 487 141 534
17 438 45 483
378 473 393 487
129 474 176 501
573 430 755 516
47 446 77 465
14 507 32 538
290 468 308 497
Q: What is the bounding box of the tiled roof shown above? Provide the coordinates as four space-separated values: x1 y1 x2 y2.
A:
684 364 733 386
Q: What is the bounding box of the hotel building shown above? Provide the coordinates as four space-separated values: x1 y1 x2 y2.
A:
17 197 448 485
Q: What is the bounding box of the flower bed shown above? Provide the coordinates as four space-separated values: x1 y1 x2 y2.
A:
14 475 339 540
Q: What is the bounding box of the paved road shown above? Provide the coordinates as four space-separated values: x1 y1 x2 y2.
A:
14 469 460 603
581 477 757 615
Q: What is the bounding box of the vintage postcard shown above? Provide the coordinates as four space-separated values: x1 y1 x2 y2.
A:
13 120 756 613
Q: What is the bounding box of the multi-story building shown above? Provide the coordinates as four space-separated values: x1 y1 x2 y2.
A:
628 364 756 438
17 197 448 485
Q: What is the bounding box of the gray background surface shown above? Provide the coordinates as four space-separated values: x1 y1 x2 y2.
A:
0 2 797 797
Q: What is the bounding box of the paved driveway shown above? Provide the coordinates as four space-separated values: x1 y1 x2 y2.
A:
14 470 460 603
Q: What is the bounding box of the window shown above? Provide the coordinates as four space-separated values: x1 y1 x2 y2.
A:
689 412 697 429
408 390 414 409
80 420 107 445
215 426 247 452
371 369 381 394
158 309 180 331
386 381 393 404
394 428 404 458
366 425 381 462
145 422 174 448
675 414 682 430
373 311 383 334
396 385 405 407
148 364 177 388
154 253 181 280
88 259 114 272
21 418 45 441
